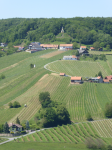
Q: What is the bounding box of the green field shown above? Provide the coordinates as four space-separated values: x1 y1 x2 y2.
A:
46 59 111 77
1 50 112 148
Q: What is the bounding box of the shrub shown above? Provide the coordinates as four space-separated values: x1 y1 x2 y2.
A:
10 131 14 134
86 113 93 121
0 74 5 79
30 64 34 68
21 131 26 134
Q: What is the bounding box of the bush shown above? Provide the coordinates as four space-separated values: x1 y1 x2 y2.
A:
21 131 26 134
105 102 112 118
0 74 5 79
30 64 34 68
10 131 14 134
86 113 93 121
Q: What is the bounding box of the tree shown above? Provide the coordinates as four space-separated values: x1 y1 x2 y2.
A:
100 42 105 48
98 71 103 78
3 122 9 133
0 74 5 79
13 101 21 108
73 42 78 49
86 112 93 121
0 124 3 133
106 44 110 51
8 102 13 108
39 92 51 108
56 105 70 125
16 117 20 125
30 64 34 68
26 121 30 130
75 50 79 56
105 102 112 118
93 42 100 50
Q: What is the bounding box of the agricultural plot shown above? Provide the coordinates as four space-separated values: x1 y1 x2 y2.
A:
17 123 99 144
46 60 109 77
91 119 112 138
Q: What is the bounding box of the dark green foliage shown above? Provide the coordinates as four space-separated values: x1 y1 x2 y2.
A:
99 54 106 61
0 17 112 48
39 92 51 108
13 101 21 108
21 131 26 134
73 42 78 49
8 102 13 108
37 92 70 127
93 42 100 50
93 55 98 61
75 50 79 56
0 124 3 133
3 122 9 133
105 102 112 118
16 117 20 125
30 64 34 68
107 145 112 150
98 71 103 78
26 121 30 130
86 113 93 121
0 74 5 79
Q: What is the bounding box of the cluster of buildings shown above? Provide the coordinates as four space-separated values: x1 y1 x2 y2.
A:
59 73 112 84
26 42 74 53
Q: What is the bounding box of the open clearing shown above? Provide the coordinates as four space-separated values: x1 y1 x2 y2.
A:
40 50 65 58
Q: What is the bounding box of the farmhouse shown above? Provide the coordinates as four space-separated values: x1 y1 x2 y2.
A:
8 123 22 133
29 42 43 51
71 76 82 84
80 46 86 50
60 44 73 50
60 73 65 76
104 75 112 82
40 44 58 49
89 76 103 83
90 47 95 51
78 49 89 55
63 55 78 60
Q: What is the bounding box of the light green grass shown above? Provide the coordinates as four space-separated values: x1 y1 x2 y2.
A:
46 60 110 77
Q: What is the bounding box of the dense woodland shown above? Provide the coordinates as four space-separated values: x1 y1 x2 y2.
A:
0 17 112 48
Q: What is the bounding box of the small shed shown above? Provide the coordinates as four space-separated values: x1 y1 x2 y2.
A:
60 73 65 76
71 76 82 84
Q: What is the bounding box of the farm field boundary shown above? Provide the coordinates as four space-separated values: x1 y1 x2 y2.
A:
40 50 65 58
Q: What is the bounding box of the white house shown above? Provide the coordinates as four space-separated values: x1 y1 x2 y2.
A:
89 76 103 83
60 44 73 50
1 43 7 47
80 46 86 50
63 55 78 60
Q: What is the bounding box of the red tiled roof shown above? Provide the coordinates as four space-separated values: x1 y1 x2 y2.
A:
80 46 86 48
97 76 101 79
60 44 73 47
40 44 58 48
71 77 82 80
60 73 65 76
90 47 95 50
72 55 77 58
105 75 112 81
13 46 20 48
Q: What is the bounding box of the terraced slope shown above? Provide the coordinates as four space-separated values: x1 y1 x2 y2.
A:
17 123 100 143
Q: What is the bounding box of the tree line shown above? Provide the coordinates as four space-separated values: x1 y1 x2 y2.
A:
0 17 112 48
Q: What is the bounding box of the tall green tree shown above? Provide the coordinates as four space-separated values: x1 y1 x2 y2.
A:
93 42 100 50
26 121 30 130
3 122 9 133
39 92 51 108
98 71 103 78
16 117 20 125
